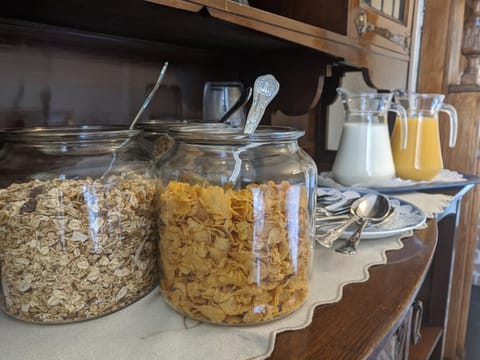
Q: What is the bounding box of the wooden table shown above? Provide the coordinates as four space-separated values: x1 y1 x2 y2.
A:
268 185 475 360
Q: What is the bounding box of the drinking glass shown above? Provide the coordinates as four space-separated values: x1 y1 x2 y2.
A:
202 81 245 127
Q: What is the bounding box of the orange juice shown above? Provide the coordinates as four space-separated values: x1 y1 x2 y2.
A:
391 116 443 180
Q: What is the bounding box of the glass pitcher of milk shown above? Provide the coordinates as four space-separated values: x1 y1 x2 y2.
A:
331 88 408 186
391 91 457 181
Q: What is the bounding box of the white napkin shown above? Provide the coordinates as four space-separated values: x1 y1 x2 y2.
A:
393 192 452 219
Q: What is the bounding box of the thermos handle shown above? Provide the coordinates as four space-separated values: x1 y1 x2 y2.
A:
390 103 408 150
440 103 458 148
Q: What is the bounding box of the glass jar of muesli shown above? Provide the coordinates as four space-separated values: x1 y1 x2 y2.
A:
155 125 317 324
0 126 158 323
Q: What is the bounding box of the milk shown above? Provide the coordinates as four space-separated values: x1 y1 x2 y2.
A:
332 122 395 186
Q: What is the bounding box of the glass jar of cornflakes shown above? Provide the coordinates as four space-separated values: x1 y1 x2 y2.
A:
0 126 158 323
137 119 192 160
155 125 317 324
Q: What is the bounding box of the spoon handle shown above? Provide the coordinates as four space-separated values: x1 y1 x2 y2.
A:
316 217 358 248
316 214 351 222
129 61 169 130
335 219 369 255
244 74 279 134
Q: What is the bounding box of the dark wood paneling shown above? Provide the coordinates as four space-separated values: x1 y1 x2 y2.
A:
0 0 300 52
248 0 349 35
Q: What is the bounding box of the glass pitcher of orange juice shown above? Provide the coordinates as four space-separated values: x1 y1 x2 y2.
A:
391 92 457 181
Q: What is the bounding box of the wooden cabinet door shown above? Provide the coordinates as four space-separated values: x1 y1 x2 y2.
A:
349 0 415 56
345 0 417 89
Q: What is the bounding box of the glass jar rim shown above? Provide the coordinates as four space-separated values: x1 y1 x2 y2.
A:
168 125 304 144
137 119 194 132
0 125 141 143
341 92 393 99
394 93 446 100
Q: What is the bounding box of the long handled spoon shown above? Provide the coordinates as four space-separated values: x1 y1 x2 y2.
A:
101 61 169 179
130 61 169 130
228 74 279 183
243 74 279 134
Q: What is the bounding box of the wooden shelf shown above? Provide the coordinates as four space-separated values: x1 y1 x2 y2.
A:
0 0 303 53
0 0 413 89
148 0 410 69
409 326 443 360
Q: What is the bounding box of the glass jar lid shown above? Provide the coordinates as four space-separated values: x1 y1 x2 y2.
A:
169 125 304 145
136 119 193 133
0 126 145 157
0 126 141 143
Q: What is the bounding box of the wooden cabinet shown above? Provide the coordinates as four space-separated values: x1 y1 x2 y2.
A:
0 0 419 110
349 0 417 89
352 0 414 55
138 0 418 164
246 0 414 56
147 0 415 89
0 2 477 360
0 0 421 163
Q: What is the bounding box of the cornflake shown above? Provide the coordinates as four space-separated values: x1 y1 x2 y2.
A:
157 180 311 324
0 173 158 323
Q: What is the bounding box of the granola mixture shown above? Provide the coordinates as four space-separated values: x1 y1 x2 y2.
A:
0 173 157 323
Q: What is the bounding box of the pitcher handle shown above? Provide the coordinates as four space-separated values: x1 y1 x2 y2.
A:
390 103 408 150
440 103 458 148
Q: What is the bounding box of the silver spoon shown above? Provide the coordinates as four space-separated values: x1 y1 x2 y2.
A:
101 61 169 179
219 86 252 124
228 75 279 183
316 195 370 248
335 193 391 255
130 61 169 130
318 196 359 216
316 204 394 229
243 74 279 134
